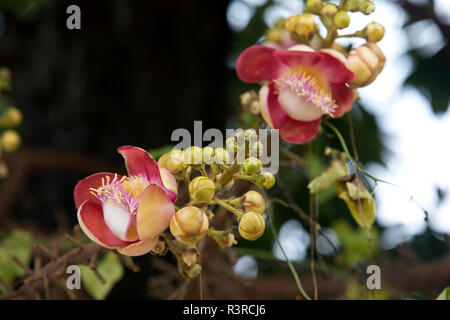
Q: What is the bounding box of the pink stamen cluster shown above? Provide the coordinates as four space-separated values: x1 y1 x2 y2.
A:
90 174 141 216
274 71 338 115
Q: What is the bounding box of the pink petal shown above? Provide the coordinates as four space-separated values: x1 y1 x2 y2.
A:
117 146 177 202
280 118 321 144
159 167 178 197
236 45 285 82
317 51 354 85
330 84 354 118
117 237 158 257
136 184 175 240
73 172 117 209
273 49 321 69
266 82 290 129
102 201 139 242
77 200 131 248
259 85 274 128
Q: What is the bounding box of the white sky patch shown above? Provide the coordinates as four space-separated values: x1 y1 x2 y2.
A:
406 19 446 57
263 5 293 27
272 219 310 261
243 0 268 7
435 0 450 24
233 255 259 280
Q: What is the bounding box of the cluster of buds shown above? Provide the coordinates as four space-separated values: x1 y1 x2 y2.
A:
0 67 23 179
155 131 276 277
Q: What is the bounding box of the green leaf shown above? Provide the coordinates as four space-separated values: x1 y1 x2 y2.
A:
308 159 348 193
148 145 174 159
436 287 450 300
0 230 34 293
332 220 378 266
338 190 376 230
79 252 124 300
406 48 450 114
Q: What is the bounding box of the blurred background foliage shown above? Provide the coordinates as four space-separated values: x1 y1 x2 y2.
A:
0 0 448 299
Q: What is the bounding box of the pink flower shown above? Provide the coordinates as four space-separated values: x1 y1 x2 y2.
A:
237 44 355 144
74 146 178 256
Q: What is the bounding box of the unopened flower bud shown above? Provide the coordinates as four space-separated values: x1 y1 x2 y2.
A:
238 211 265 241
186 263 201 278
1 130 21 152
202 146 215 164
244 157 262 174
365 22 384 43
170 206 209 244
249 140 263 158
361 1 375 15
234 129 245 142
347 43 385 87
294 14 315 37
208 228 237 250
321 3 338 17
266 28 282 43
184 146 202 165
240 91 255 106
285 15 301 32
262 172 275 189
165 150 186 174
189 176 216 203
226 137 237 154
249 100 261 115
157 152 170 168
244 128 257 141
151 236 169 256
0 107 23 127
243 190 266 214
214 147 230 164
306 0 322 14
181 248 200 266
334 11 350 29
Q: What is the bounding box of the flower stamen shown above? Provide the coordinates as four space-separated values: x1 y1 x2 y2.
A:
90 174 149 216
274 70 338 115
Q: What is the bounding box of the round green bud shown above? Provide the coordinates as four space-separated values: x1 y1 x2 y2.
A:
1 130 21 152
0 107 23 127
244 157 262 175
226 137 237 154
238 211 265 241
165 150 186 174
244 129 258 141
188 176 216 203
214 148 230 164
170 206 209 245
306 0 322 14
202 147 215 164
365 21 384 43
334 11 350 29
184 146 202 165
262 172 275 189
321 3 338 17
294 14 316 37
249 141 263 158
361 1 375 15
